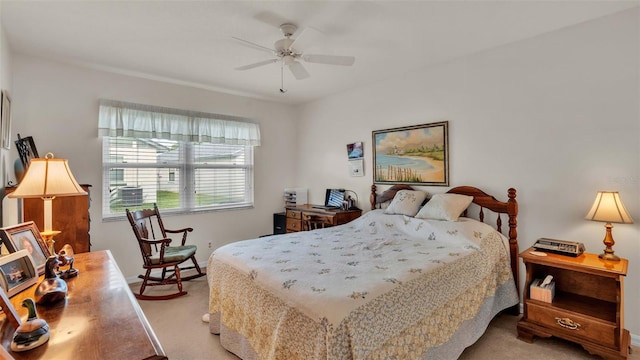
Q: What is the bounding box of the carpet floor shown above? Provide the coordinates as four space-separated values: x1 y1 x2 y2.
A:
134 276 639 360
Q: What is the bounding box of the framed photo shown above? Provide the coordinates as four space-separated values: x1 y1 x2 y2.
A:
15 134 39 169
1 90 10 150
372 121 449 186
0 249 39 298
1 221 50 275
346 142 364 159
0 286 21 328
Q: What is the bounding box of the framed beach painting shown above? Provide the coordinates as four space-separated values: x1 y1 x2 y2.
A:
372 121 449 186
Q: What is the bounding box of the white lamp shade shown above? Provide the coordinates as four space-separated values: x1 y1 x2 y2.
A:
585 191 634 224
8 156 87 198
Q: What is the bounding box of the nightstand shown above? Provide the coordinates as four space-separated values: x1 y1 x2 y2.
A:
517 247 630 359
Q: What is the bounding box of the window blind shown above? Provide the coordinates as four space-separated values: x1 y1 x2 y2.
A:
99 101 258 219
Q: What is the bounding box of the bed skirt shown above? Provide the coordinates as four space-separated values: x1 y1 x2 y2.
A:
210 281 518 360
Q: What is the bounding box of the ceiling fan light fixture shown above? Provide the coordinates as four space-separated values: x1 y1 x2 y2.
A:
282 55 296 65
274 37 294 51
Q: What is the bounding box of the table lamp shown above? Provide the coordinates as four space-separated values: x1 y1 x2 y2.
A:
8 153 87 255
585 191 634 261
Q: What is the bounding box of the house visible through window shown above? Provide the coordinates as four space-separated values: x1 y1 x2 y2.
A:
102 137 254 218
99 100 260 219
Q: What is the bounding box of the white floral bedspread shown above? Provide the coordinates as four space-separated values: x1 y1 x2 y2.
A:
208 210 518 359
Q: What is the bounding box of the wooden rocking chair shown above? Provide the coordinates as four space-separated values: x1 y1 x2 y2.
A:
126 204 205 300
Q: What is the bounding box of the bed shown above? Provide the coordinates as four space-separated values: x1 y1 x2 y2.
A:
207 185 520 359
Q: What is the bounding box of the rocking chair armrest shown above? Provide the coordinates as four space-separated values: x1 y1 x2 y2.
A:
165 227 193 246
165 228 193 234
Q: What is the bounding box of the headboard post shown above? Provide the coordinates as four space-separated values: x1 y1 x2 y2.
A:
507 187 519 302
370 185 378 210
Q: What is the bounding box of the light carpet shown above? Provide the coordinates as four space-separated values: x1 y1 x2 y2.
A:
134 276 639 360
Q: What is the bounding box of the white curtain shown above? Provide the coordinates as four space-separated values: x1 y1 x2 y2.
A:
98 100 261 146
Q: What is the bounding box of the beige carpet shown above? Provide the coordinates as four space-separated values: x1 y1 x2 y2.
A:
134 276 639 360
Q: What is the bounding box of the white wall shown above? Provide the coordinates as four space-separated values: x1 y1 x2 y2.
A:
297 9 640 337
0 6 12 217
9 54 299 279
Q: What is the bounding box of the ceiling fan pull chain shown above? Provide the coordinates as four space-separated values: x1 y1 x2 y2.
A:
280 63 287 93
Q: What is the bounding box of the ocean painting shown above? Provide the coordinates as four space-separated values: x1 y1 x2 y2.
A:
372 121 449 185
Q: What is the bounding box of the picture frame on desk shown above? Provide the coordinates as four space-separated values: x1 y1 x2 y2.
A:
0 249 38 298
0 286 21 328
1 221 51 275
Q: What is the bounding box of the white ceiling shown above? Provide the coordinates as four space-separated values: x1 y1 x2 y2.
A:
2 1 637 105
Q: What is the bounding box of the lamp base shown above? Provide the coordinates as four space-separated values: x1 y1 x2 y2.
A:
40 230 61 255
598 223 621 262
599 252 620 262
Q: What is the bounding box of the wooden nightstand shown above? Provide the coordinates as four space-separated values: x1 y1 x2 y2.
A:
517 247 630 359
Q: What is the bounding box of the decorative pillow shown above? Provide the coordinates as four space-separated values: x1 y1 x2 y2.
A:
384 190 428 217
415 193 474 221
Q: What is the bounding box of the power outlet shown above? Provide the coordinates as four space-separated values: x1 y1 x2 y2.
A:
208 242 212 249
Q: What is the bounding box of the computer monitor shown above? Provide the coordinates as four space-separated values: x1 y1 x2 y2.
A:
325 189 345 208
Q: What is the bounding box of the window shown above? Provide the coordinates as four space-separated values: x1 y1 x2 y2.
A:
103 137 254 218
99 100 260 220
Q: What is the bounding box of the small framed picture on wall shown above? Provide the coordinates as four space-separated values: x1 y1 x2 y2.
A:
1 90 11 150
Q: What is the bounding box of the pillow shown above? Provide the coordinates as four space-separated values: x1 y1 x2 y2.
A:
384 190 428 217
415 193 474 221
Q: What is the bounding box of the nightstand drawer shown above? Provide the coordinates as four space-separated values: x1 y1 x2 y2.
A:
527 302 617 348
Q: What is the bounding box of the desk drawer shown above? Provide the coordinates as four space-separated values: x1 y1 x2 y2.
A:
286 218 302 232
527 302 617 348
286 209 302 219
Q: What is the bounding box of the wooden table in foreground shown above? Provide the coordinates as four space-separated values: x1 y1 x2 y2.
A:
0 250 167 360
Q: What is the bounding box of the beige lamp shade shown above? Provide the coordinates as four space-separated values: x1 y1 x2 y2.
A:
8 154 87 199
8 153 86 241
585 191 634 224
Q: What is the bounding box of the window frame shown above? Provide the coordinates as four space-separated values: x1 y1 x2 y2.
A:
102 136 254 221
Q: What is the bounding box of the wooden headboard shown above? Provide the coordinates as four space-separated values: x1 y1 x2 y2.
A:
370 184 519 308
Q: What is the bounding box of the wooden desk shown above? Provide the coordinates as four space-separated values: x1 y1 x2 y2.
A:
285 204 362 232
1 250 166 360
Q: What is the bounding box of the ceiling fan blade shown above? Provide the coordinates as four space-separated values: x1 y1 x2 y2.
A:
289 62 310 80
290 27 324 53
231 37 275 54
235 59 279 71
302 54 355 66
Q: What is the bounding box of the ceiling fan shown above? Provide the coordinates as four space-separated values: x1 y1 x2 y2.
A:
233 23 355 83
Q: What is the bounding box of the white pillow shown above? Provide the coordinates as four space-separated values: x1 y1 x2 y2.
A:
415 193 474 221
384 190 428 217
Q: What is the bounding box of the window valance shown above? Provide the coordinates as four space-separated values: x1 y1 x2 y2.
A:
98 100 261 146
